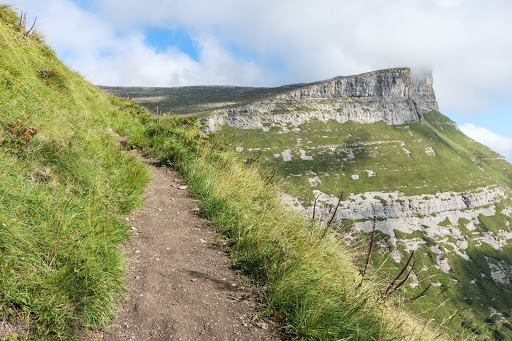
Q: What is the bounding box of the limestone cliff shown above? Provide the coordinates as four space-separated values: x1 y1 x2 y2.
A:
283 186 511 268
204 67 439 132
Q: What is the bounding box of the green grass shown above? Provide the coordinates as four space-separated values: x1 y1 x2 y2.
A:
212 102 512 339
0 6 150 339
216 113 512 199
0 6 431 340
126 114 457 340
364 224 512 340
0 4 501 340
438 217 451 227
100 82 314 115
0 6 430 340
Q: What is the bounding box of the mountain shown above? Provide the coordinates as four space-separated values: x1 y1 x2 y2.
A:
99 82 316 116
102 68 512 339
0 6 431 338
204 67 437 132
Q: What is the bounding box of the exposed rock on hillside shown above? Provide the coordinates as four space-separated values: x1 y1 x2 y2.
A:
312 186 505 223
283 186 511 265
204 68 439 132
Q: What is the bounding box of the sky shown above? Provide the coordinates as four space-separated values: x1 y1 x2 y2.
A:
10 0 512 161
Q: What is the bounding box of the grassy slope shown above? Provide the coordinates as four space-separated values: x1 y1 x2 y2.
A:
130 115 453 341
0 6 457 341
0 7 151 339
100 82 313 115
217 111 512 199
216 111 512 339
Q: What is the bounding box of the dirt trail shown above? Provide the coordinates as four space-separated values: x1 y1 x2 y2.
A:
101 162 280 340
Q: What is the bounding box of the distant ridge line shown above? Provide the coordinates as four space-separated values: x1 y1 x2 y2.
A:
99 67 434 116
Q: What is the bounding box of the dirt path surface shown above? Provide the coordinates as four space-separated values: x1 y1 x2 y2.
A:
101 163 280 341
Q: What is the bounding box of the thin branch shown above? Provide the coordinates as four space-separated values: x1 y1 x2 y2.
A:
358 216 377 288
24 16 36 35
264 167 277 186
327 191 344 227
327 205 333 218
386 261 415 300
401 284 432 305
381 251 415 300
312 193 321 220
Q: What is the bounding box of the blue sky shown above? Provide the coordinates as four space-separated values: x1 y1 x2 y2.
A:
144 27 199 61
11 0 512 161
448 103 512 138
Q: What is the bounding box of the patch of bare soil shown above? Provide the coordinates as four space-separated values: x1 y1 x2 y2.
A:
97 163 281 340
0 318 28 340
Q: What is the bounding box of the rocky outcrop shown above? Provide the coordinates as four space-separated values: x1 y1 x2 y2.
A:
411 70 438 113
204 68 439 133
282 186 512 266
310 186 505 222
307 186 505 227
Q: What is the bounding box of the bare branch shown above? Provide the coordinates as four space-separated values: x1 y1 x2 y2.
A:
358 216 377 288
312 193 321 220
402 284 432 305
386 261 415 300
327 191 344 228
264 167 276 186
25 16 37 35
381 251 415 300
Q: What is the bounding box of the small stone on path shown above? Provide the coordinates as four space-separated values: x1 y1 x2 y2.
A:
256 322 269 330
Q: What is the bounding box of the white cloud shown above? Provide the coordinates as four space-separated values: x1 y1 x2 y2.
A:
10 0 512 114
84 0 512 112
10 0 268 86
459 123 512 162
8 0 512 163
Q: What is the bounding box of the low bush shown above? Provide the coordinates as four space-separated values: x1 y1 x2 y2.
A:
3 119 38 152
37 68 66 90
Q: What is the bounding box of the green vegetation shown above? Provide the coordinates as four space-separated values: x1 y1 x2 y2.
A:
0 7 150 339
375 196 388 205
100 82 314 115
217 114 512 199
129 115 447 340
208 83 512 340
4 3 512 340
0 6 443 340
100 84 512 338
438 217 452 226
213 111 512 339
367 227 512 340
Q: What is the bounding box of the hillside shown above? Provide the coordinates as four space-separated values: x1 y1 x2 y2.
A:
219 110 512 338
100 82 316 116
0 5 445 341
122 68 512 340
213 71 512 340
0 6 151 339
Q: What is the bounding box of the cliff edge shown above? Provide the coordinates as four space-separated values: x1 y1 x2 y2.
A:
204 67 439 132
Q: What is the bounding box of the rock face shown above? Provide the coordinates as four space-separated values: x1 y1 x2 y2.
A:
282 185 512 268
310 186 505 223
204 68 439 132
